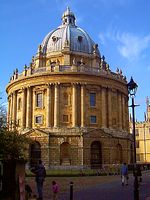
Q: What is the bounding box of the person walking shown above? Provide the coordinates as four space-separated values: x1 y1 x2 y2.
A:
31 160 46 200
52 181 59 200
121 163 128 186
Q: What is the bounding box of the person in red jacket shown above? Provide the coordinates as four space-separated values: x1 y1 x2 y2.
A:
52 181 60 200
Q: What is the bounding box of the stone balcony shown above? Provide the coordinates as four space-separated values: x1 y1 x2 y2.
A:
9 64 127 83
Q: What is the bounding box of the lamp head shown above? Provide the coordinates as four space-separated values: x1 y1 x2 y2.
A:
127 77 138 97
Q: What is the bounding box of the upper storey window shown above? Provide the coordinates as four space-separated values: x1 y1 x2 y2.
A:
35 115 42 124
90 116 97 124
64 93 68 106
135 129 139 136
36 93 42 108
90 93 96 107
78 36 82 42
136 141 139 148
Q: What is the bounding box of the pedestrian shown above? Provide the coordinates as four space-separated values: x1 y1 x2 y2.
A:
52 180 59 200
120 162 128 186
31 160 46 200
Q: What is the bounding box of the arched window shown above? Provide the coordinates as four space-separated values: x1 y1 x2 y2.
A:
91 141 102 169
29 141 41 168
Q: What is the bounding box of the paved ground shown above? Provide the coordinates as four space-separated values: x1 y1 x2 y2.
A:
26 171 150 200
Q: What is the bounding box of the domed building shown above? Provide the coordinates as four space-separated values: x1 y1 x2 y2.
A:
6 7 131 169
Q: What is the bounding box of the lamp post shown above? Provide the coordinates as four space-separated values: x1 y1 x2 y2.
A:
127 77 139 200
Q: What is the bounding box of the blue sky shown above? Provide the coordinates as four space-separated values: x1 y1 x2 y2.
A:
0 0 150 121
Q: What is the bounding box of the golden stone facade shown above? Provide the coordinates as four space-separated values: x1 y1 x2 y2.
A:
130 97 150 163
6 8 131 169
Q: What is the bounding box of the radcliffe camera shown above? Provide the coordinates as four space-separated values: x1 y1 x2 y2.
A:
0 2 150 200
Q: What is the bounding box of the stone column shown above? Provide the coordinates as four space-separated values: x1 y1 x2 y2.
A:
125 97 129 132
72 83 77 127
107 88 112 128
122 95 125 130
101 87 107 128
81 84 86 127
54 83 59 127
7 97 10 128
79 136 83 165
26 86 32 128
46 84 52 127
10 93 13 130
22 88 26 129
118 92 122 130
12 91 17 129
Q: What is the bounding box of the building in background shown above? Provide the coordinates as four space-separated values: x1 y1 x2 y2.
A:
6 7 131 169
130 97 150 163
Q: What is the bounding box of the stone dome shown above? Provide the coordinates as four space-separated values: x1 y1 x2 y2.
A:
41 7 100 56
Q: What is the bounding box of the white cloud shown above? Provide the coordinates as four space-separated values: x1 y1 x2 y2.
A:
116 33 150 60
99 30 150 61
99 33 106 45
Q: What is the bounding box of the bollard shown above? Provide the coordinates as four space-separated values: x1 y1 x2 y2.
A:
70 181 74 200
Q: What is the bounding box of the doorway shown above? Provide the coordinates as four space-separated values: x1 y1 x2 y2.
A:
91 141 102 169
29 141 41 168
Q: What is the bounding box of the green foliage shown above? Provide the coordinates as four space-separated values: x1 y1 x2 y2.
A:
0 127 32 160
0 103 7 127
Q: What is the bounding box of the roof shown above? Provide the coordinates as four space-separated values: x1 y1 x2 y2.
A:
41 7 100 56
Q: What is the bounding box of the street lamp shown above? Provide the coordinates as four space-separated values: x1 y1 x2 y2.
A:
127 77 139 200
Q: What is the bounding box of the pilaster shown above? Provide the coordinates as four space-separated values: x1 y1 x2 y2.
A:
22 88 26 129
122 95 125 130
12 91 17 129
81 84 86 127
101 87 107 128
107 88 112 128
47 84 52 127
26 86 32 128
118 92 122 130
54 83 60 127
10 93 13 130
72 83 78 127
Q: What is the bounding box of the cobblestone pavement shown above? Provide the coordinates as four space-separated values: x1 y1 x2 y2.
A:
26 172 150 200
26 175 119 199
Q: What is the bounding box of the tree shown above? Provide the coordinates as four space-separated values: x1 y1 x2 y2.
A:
0 127 32 160
0 94 32 160
0 103 7 127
